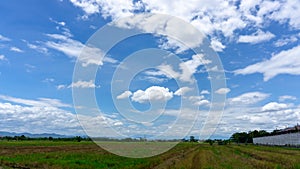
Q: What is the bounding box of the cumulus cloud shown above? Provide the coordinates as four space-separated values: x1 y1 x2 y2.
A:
279 95 297 102
0 95 125 136
69 0 300 41
10 47 23 53
69 0 100 15
200 90 210 95
188 95 210 106
234 45 300 81
213 91 299 137
0 34 11 41
154 54 211 83
68 80 99 88
0 102 80 134
210 38 226 52
238 30 275 44
56 84 66 90
117 91 132 99
229 92 270 105
131 86 173 103
215 88 230 94
174 87 192 96
70 0 143 19
262 102 289 112
269 0 300 29
0 55 7 61
195 99 210 106
179 54 212 82
274 36 298 47
113 13 205 53
58 80 99 89
156 64 180 79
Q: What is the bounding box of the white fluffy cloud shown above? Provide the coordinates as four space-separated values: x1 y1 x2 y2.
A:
274 36 298 47
156 64 180 79
229 92 270 105
188 95 210 106
179 54 211 82
279 95 297 102
69 0 300 48
0 102 81 134
210 38 226 52
174 87 192 96
112 13 205 53
131 86 173 103
200 90 210 95
195 99 210 106
215 88 230 94
69 0 100 15
0 94 129 136
10 47 23 53
238 30 275 44
68 0 243 53
0 34 11 41
117 91 132 99
234 45 300 81
262 102 289 112
68 80 99 88
269 0 300 29
57 80 99 89
214 91 300 137
0 55 6 61
155 54 211 83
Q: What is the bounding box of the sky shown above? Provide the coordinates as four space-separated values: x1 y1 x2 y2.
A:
0 0 300 139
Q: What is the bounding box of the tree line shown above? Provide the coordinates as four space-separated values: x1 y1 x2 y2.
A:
230 127 299 144
0 135 90 142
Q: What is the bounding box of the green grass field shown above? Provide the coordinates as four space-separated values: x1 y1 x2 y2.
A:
0 141 300 169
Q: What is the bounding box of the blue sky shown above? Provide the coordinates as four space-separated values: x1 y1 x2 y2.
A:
0 0 300 139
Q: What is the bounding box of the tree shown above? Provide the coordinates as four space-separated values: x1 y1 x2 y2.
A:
205 139 214 145
189 136 196 142
75 136 82 142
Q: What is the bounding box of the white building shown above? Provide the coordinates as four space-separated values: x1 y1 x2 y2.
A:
253 132 300 146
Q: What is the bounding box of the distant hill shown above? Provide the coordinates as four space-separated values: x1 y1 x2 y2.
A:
0 131 70 138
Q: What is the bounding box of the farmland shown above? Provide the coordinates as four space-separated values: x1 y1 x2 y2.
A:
0 141 300 169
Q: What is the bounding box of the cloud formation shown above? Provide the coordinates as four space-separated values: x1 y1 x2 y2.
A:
279 95 297 102
10 47 23 53
234 45 300 81
0 55 6 61
229 92 270 105
238 30 275 44
131 86 173 103
0 34 11 41
215 88 231 94
174 87 192 96
262 102 289 112
0 95 71 108
57 80 99 89
45 34 117 66
154 54 211 83
117 91 132 99
69 0 300 39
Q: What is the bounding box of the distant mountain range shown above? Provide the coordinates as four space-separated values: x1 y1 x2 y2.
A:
0 131 71 138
